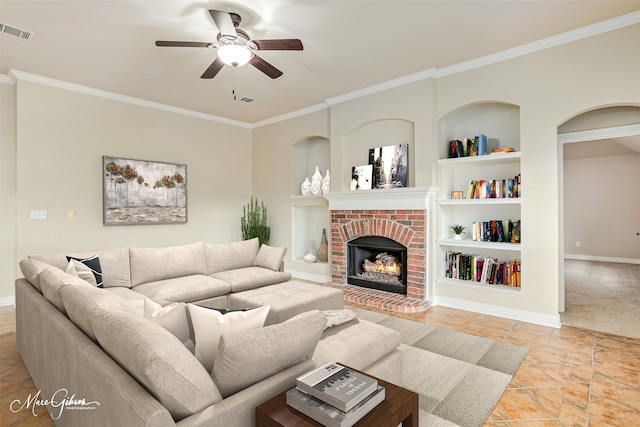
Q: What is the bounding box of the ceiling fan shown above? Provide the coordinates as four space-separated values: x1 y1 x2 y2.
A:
155 10 303 80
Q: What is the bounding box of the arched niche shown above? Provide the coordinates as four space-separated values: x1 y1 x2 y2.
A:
341 119 415 191
439 102 520 159
291 135 330 196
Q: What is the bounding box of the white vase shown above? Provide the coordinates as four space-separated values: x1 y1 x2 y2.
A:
322 170 330 195
454 234 463 240
310 167 322 196
301 177 311 196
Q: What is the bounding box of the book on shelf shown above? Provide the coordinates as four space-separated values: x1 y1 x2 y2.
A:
461 175 521 200
296 362 378 412
286 385 385 427
444 251 521 287
470 219 521 243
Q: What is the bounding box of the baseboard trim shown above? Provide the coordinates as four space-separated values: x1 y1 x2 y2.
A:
565 254 640 265
433 296 561 329
0 295 15 307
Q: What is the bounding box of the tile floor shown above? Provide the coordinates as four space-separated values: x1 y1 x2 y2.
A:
1 301 639 426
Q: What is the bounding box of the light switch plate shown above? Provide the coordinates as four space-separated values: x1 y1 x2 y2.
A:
30 210 47 220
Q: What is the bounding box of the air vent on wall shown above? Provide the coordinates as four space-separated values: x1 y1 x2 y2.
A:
0 23 35 41
240 97 254 103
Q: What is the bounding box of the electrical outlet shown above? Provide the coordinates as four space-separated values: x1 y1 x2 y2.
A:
575 241 581 247
30 210 47 220
68 210 76 220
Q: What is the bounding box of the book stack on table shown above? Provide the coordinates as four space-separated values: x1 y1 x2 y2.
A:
286 362 385 427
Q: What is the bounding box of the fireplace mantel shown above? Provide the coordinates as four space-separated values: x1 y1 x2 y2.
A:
324 187 437 211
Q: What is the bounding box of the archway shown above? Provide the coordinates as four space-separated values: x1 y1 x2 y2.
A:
557 106 640 337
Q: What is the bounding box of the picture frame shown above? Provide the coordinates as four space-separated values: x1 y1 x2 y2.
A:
351 165 373 190
103 156 187 225
368 143 408 189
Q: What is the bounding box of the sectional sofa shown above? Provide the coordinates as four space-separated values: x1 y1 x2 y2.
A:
15 238 403 426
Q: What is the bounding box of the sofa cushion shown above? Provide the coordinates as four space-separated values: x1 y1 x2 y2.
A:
204 238 260 274
130 242 206 287
19 258 55 292
252 244 287 271
90 308 222 421
38 268 92 315
212 310 326 398
143 297 194 352
313 319 402 371
104 287 147 316
60 282 136 341
133 275 231 302
211 267 292 292
187 304 270 372
29 247 132 288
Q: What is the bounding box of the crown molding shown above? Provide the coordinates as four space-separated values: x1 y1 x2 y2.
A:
250 102 329 128
8 69 252 128
435 10 640 78
0 74 15 84
324 68 437 106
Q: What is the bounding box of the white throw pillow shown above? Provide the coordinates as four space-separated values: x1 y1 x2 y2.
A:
187 304 270 372
143 298 194 353
65 259 98 287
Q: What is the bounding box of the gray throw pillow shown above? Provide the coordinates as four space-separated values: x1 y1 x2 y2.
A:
212 310 326 397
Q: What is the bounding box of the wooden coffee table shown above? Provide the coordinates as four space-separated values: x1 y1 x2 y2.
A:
255 366 418 426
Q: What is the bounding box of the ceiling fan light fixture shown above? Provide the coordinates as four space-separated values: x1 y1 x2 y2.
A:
217 44 251 67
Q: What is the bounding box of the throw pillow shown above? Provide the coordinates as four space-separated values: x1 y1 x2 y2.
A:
143 297 194 353
187 304 270 372
65 259 98 287
90 309 221 421
212 310 326 397
252 244 287 271
66 255 103 287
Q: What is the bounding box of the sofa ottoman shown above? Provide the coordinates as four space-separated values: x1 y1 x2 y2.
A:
228 281 344 325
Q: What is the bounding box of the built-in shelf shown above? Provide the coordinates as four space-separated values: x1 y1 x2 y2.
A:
438 198 521 206
436 277 522 293
437 238 521 251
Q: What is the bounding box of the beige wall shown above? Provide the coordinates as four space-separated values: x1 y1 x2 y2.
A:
564 153 640 260
0 78 252 300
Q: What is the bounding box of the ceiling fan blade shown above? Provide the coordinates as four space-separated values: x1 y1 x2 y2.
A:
201 58 225 79
156 41 213 48
249 55 283 79
209 10 237 38
253 39 303 51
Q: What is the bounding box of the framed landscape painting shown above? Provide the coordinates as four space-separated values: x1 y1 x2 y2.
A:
368 143 408 189
103 156 187 225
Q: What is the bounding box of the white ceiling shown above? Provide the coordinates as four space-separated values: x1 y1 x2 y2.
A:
1 1 639 125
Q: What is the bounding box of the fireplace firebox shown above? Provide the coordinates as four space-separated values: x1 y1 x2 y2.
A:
347 236 408 295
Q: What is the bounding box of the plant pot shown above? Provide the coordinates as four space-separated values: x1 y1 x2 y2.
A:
454 234 463 240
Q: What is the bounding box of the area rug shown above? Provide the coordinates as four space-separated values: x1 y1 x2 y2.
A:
349 307 529 427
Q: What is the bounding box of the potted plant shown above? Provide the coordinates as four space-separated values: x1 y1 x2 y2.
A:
241 197 270 245
450 224 466 240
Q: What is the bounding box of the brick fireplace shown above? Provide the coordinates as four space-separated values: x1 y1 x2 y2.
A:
323 188 436 313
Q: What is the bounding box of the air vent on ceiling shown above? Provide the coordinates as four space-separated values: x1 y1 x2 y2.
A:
0 22 35 41
240 97 254 103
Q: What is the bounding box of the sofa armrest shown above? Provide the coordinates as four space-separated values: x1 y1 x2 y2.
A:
176 359 316 427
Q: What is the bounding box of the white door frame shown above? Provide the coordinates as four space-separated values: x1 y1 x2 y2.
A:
557 123 640 312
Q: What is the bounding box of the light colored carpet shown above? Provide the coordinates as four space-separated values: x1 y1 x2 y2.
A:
562 260 640 339
350 308 528 427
